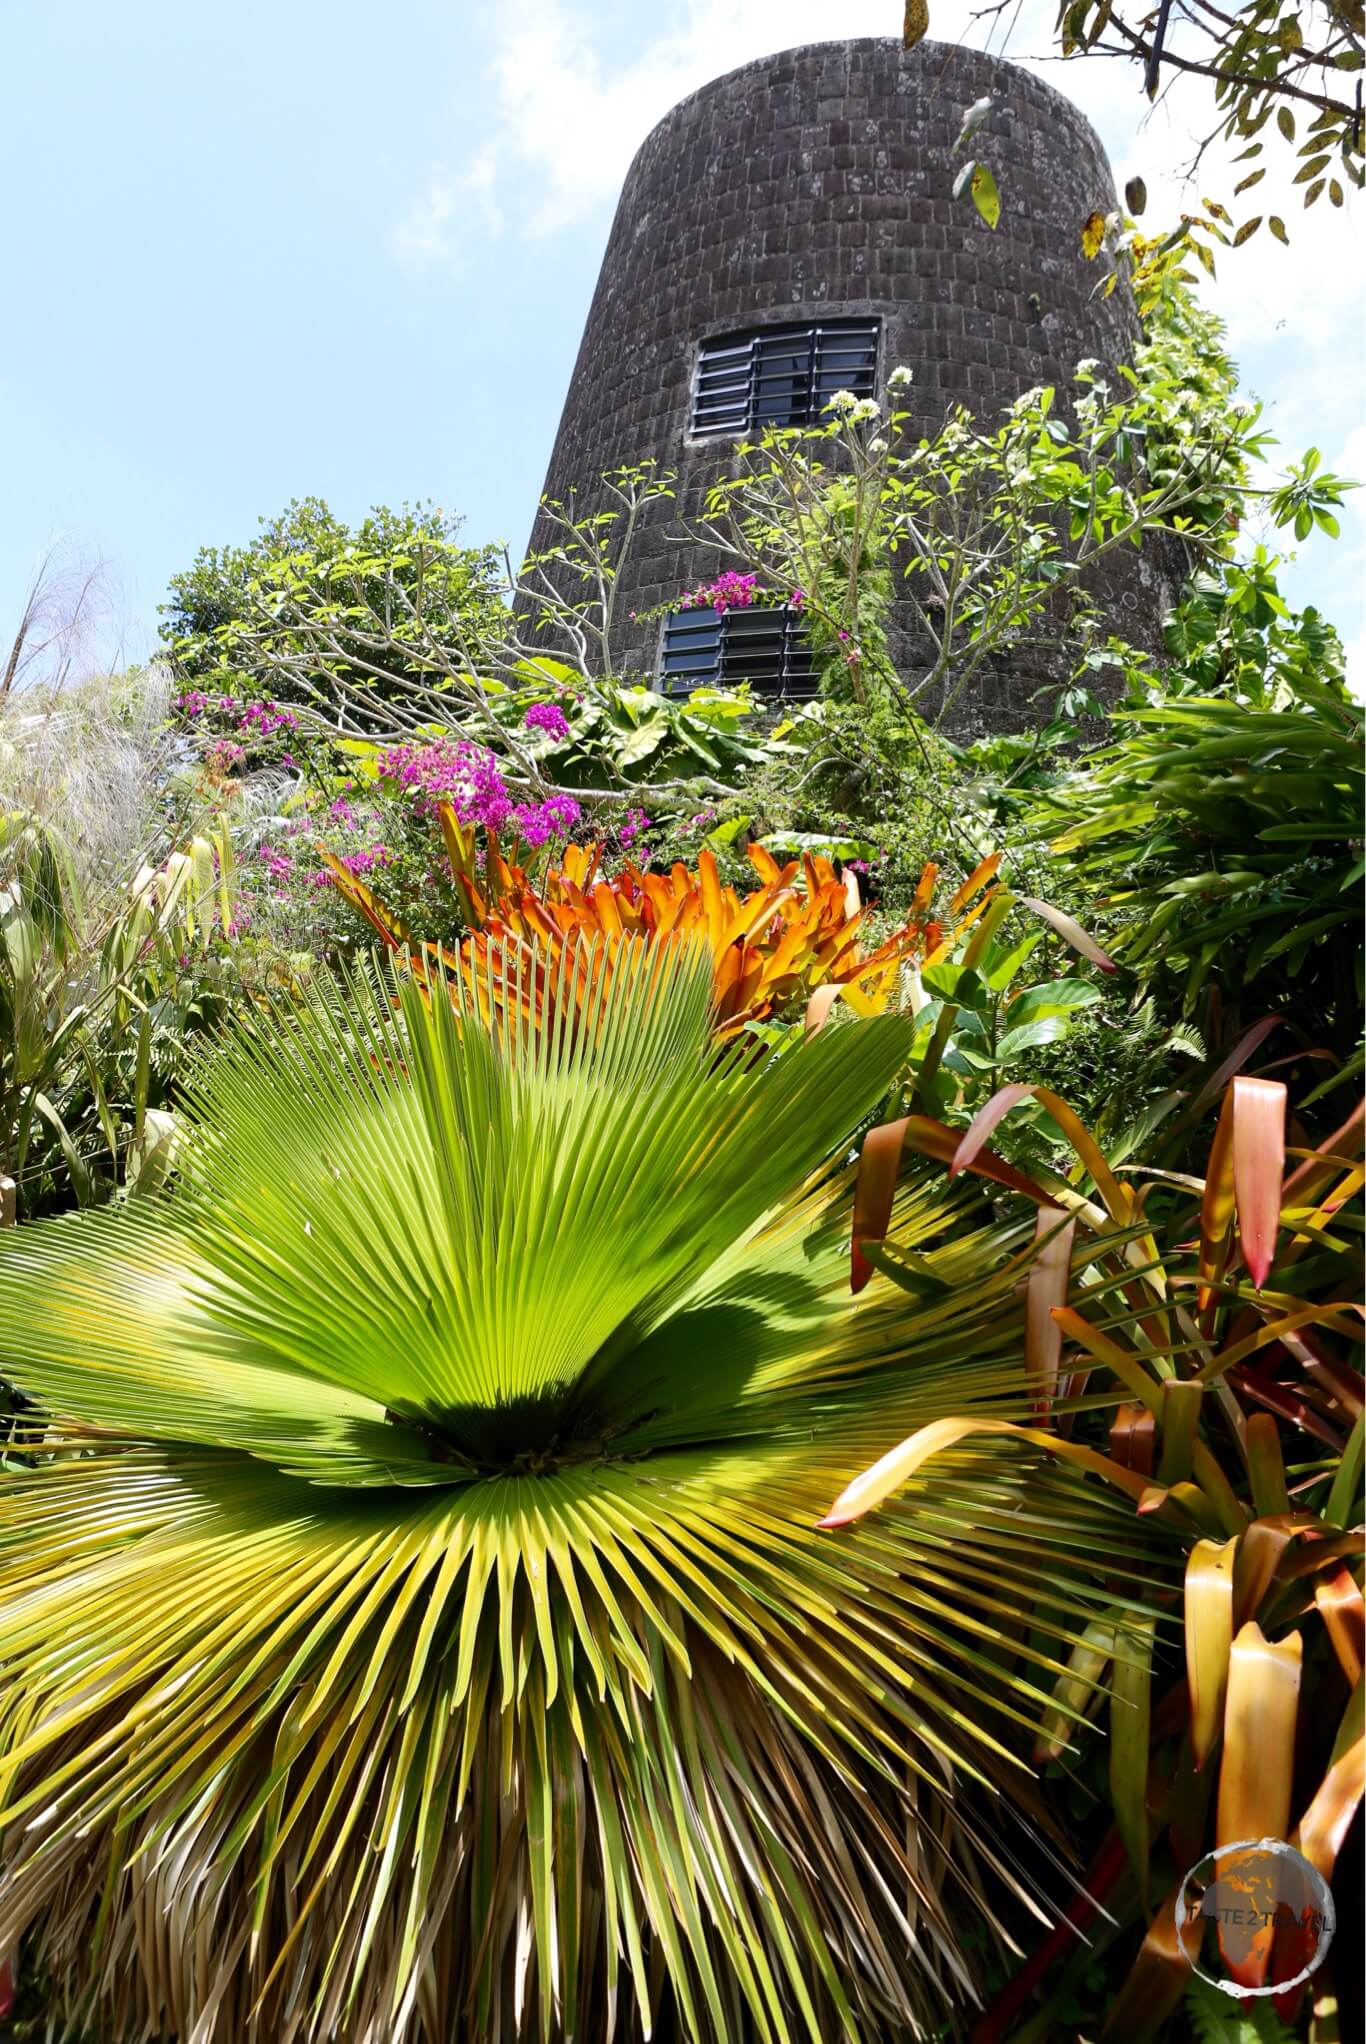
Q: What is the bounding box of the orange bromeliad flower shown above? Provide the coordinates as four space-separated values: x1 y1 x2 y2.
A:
325 807 1001 1040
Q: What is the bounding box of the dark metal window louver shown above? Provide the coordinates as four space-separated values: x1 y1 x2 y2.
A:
659 606 817 702
690 319 880 438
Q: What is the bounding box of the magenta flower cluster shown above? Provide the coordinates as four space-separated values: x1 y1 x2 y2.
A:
333 845 394 876
205 738 246 772
377 737 581 847
619 808 652 850
524 701 570 742
676 573 808 617
176 692 300 737
677 571 759 614
257 845 294 883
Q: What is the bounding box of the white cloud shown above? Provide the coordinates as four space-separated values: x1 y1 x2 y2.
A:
395 144 504 270
392 0 892 265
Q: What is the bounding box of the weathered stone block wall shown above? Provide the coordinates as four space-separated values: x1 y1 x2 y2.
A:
527 36 1172 733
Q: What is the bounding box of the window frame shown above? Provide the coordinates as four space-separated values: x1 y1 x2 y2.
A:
657 603 817 703
688 318 881 440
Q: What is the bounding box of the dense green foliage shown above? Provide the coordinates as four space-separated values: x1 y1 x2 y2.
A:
162 496 508 708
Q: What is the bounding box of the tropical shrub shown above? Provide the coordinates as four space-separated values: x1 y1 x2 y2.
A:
1036 619 1363 1069
0 938 1158 2042
162 497 507 707
0 807 245 1221
826 1071 1364 2035
326 827 1005 1042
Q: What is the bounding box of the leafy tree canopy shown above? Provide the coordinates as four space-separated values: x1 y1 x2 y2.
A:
161 496 507 704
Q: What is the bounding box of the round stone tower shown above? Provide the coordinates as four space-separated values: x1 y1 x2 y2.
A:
527 36 1155 732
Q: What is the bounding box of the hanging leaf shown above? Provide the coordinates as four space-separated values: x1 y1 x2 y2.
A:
969 161 1002 229
1232 1076 1286 1288
1200 1075 1286 1298
903 0 929 50
953 158 1002 229
1025 1206 1075 1416
1019 894 1118 971
1081 210 1107 258
955 94 993 151
1232 215 1263 245
1124 175 1148 216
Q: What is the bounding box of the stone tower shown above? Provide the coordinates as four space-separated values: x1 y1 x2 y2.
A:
527 36 1153 732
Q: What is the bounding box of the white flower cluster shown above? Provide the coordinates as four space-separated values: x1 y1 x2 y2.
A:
887 365 914 390
825 390 882 422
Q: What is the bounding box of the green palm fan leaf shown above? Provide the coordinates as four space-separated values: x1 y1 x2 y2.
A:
0 938 1157 2042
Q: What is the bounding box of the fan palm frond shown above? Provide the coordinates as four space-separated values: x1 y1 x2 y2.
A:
0 937 1162 2042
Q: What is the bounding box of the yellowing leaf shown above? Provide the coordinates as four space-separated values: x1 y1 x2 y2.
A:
1081 209 1107 259
1294 1730 1365 1881
1216 1622 1303 1988
1020 893 1118 971
1025 1206 1075 1416
948 851 1001 913
1124 175 1147 217
1315 1570 1365 1687
903 0 929 49
817 1414 1156 1529
970 163 1001 229
1099 1886 1192 2040
1034 1614 1116 1765
1111 1614 1156 1907
1185 1537 1237 1769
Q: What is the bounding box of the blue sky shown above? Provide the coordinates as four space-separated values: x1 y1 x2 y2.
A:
3 0 1362 674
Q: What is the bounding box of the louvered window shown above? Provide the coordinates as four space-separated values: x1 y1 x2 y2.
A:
659 606 817 701
690 319 879 438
